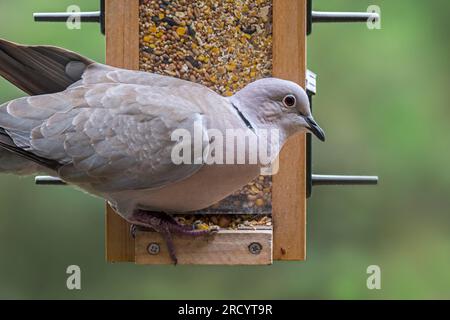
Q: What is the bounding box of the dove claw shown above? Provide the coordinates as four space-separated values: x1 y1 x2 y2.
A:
130 224 153 239
209 226 219 234
130 224 137 239
129 209 217 264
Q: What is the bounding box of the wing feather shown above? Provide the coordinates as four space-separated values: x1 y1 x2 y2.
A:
0 81 209 192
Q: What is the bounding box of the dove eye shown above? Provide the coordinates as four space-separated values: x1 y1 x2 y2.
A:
283 95 296 107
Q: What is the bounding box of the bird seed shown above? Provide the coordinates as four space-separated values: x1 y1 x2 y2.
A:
139 0 273 215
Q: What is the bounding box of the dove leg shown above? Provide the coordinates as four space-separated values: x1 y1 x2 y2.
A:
130 224 152 238
161 226 178 265
129 210 218 264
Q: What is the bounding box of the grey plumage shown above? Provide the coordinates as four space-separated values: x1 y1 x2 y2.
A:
0 39 324 223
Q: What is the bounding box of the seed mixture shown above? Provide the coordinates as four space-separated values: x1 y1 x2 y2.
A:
139 0 273 214
175 214 272 230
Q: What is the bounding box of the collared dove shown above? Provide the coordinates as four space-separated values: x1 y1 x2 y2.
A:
0 39 324 263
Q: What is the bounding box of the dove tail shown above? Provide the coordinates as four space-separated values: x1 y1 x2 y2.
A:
0 147 44 175
0 127 60 174
0 38 94 96
0 39 77 175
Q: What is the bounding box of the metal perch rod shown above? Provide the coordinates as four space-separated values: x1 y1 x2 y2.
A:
35 175 379 187
312 174 378 186
35 176 66 186
33 12 101 23
312 11 380 23
34 11 380 24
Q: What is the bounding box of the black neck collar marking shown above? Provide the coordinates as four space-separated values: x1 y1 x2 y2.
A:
231 102 255 132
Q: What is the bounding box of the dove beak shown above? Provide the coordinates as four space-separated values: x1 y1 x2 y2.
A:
305 116 326 142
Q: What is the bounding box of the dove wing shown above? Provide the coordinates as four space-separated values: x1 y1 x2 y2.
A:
0 82 209 192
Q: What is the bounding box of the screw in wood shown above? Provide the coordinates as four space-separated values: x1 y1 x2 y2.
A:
147 243 160 255
248 242 262 255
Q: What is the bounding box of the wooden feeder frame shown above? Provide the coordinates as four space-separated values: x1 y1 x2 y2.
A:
104 0 308 265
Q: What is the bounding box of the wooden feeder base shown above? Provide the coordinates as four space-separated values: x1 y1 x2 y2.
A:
106 206 273 265
135 230 272 265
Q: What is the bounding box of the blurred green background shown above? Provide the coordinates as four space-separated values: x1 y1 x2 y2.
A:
0 0 449 299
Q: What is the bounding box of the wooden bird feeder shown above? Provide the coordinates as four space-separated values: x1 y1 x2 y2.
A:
102 0 307 265
34 0 379 265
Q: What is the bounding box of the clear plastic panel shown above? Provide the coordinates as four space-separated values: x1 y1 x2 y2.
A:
139 0 273 215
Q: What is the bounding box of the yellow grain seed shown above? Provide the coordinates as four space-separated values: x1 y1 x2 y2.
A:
255 199 265 207
176 27 186 36
225 62 236 71
196 223 209 231
210 47 220 55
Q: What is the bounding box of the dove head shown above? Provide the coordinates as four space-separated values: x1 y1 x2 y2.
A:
231 78 325 142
